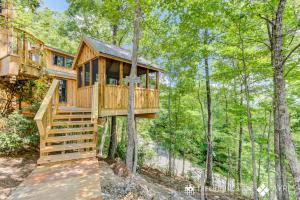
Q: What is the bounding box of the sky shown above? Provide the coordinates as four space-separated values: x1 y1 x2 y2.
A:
42 0 69 12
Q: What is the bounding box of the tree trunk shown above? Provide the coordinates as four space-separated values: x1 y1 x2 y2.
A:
99 117 109 156
182 151 185 176
226 147 231 192
267 111 272 200
126 0 141 174
108 24 118 160
237 85 243 194
273 0 300 199
168 77 173 176
239 26 258 200
108 116 117 159
204 29 213 187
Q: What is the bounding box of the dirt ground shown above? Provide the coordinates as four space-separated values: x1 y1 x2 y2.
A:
0 152 38 200
99 158 250 200
1 153 250 200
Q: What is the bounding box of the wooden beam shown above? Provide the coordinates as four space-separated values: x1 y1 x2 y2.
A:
89 60 92 86
119 62 123 85
146 68 149 89
156 71 159 89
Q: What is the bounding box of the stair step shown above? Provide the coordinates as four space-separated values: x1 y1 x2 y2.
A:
53 115 91 120
46 134 95 143
48 127 94 134
52 121 93 126
41 142 96 153
37 151 96 164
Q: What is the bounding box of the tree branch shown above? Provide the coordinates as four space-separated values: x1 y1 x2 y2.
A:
258 14 274 25
282 43 300 65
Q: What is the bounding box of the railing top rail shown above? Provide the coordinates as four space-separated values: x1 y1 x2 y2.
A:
13 27 44 46
34 79 59 121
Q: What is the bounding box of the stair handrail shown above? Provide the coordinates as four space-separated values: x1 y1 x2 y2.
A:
91 82 99 123
34 79 59 140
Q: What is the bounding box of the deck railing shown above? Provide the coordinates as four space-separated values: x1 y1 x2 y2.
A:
11 28 44 69
34 80 59 157
103 85 159 110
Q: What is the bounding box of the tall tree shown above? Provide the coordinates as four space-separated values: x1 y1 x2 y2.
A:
203 29 213 186
271 0 300 198
126 0 142 174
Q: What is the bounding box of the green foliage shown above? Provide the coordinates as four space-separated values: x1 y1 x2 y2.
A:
0 112 38 155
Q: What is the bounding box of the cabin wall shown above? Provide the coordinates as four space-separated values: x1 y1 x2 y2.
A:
75 43 99 108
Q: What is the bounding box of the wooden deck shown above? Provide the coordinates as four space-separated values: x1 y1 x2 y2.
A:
8 158 102 200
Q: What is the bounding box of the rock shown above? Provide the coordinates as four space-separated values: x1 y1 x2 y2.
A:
110 158 132 178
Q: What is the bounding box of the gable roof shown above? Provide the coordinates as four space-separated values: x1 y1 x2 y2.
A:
45 45 75 58
73 36 161 71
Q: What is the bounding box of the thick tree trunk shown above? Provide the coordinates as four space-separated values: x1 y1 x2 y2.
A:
108 116 117 159
99 118 109 156
273 1 300 199
204 29 213 187
126 0 141 174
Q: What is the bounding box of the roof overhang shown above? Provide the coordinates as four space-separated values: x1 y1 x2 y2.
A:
72 37 164 72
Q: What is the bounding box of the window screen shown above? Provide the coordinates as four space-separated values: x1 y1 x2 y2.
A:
59 80 67 102
149 70 157 89
106 59 120 85
92 59 99 85
66 58 73 68
85 62 90 86
137 67 147 88
78 66 83 88
53 54 65 67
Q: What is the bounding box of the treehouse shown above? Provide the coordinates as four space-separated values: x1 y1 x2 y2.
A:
0 1 161 164
74 36 161 118
0 2 44 83
34 37 161 164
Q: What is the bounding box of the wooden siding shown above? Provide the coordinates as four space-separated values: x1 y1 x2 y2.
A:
44 49 76 78
77 43 98 67
66 79 77 106
76 85 93 108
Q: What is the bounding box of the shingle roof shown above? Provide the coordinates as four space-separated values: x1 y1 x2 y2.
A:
84 36 161 70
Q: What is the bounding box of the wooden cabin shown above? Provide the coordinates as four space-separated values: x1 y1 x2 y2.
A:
73 37 161 118
0 1 161 164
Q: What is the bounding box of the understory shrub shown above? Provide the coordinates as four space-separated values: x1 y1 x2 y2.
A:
0 112 38 155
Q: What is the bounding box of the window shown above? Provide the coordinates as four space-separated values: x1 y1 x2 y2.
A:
137 67 147 88
53 54 65 67
66 57 73 68
85 62 90 86
149 70 157 89
92 59 99 85
106 59 120 85
59 80 67 102
123 63 131 78
78 66 83 88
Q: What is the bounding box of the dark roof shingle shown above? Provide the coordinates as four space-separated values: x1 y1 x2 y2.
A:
84 36 160 70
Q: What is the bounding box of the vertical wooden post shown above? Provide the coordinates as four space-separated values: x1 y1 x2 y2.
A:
82 64 85 87
120 62 123 85
90 61 92 86
156 71 159 90
146 68 149 89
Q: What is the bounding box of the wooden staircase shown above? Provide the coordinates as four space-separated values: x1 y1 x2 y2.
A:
35 80 100 165
37 107 97 164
